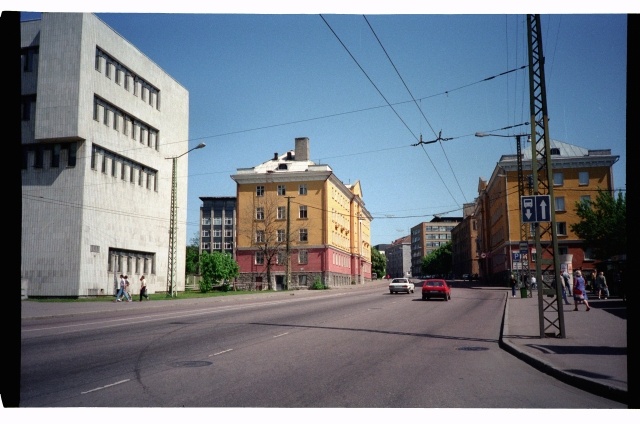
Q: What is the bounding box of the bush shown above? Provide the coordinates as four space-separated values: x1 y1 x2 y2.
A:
310 278 327 290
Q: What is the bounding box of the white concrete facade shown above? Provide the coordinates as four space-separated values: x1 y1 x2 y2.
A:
21 13 189 297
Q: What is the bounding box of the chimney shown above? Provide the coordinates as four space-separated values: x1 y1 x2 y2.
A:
295 137 309 161
273 152 278 160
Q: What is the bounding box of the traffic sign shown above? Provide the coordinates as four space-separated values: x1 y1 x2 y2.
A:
521 195 551 223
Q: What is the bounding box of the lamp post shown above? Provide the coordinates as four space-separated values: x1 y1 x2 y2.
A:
475 132 530 292
166 142 206 297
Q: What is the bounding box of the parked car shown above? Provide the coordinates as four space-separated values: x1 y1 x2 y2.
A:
421 279 451 301
389 278 415 294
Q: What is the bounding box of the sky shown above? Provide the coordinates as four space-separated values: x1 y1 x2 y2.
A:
12 2 630 249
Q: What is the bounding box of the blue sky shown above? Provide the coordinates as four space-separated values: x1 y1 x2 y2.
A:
15 2 629 247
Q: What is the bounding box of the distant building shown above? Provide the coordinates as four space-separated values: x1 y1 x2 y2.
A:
21 13 189 297
451 203 479 279
474 139 620 284
231 137 373 290
410 216 462 277
386 235 411 278
199 197 237 259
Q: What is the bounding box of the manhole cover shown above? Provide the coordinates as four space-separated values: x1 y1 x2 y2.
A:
456 346 489 351
172 361 213 368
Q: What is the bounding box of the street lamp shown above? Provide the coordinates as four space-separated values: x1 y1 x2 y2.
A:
166 142 206 297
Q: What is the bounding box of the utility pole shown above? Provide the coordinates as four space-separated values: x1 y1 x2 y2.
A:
285 196 293 290
527 14 565 338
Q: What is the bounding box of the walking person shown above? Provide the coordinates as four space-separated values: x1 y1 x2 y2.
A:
123 275 132 302
510 274 517 297
115 274 127 302
573 270 591 311
561 271 572 305
596 271 609 299
139 275 149 301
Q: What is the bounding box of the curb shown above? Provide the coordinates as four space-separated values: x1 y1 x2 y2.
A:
498 293 628 405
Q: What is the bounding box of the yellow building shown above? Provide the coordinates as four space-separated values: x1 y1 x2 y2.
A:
475 139 619 284
231 137 372 290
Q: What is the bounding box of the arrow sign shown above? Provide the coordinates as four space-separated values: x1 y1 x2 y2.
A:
521 195 551 223
536 195 551 222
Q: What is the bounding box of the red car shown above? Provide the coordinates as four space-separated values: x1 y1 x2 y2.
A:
421 279 451 301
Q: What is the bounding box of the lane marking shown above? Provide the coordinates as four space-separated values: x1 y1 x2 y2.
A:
209 349 233 357
81 379 130 394
273 332 289 338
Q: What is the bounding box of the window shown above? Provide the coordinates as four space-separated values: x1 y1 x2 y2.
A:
202 242 210 250
213 229 222 237
51 145 60 168
298 250 308 264
558 246 568 255
555 196 565 212
556 222 567 236
101 154 107 173
224 217 233 225
277 206 286 220
202 217 211 225
224 229 233 237
553 172 564 186
256 185 264 196
277 185 286 195
299 184 307 195
212 242 221 249
299 205 307 219
202 230 210 238
256 207 264 220
299 228 308 242
580 195 591 205
213 217 222 225
224 242 233 250
584 247 595 261
277 251 286 265
255 251 264 265
579 171 589 186
121 163 127 180
277 229 285 243
256 230 265 243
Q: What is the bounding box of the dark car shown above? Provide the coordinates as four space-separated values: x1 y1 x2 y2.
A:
421 279 451 301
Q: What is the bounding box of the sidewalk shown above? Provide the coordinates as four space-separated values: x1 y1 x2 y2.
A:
499 290 628 405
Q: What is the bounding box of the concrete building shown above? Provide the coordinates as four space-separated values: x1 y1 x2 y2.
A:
410 216 462 277
199 196 237 259
21 13 189 297
385 235 411 279
474 139 619 285
451 203 479 279
231 137 373 290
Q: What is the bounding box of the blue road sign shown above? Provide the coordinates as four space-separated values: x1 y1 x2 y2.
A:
521 195 551 223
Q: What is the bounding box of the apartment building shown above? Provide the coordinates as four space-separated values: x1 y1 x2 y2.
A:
451 203 479 279
474 139 619 284
410 216 462 277
231 137 373 290
385 235 411 278
199 196 237 259
21 13 189 297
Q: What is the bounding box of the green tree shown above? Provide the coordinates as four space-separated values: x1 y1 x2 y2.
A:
198 251 239 292
185 231 200 274
570 189 626 260
421 241 453 276
371 247 386 279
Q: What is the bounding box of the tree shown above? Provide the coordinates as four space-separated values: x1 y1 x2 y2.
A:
198 251 239 292
238 193 302 290
185 231 200 274
371 247 386 279
570 189 626 260
421 241 453 277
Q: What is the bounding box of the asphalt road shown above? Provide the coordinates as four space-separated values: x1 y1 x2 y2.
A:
19 281 625 408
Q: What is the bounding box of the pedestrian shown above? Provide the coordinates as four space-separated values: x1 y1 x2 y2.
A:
573 270 591 311
510 274 517 297
123 275 132 302
596 271 609 299
139 275 149 301
561 271 572 305
529 274 537 290
115 274 126 301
